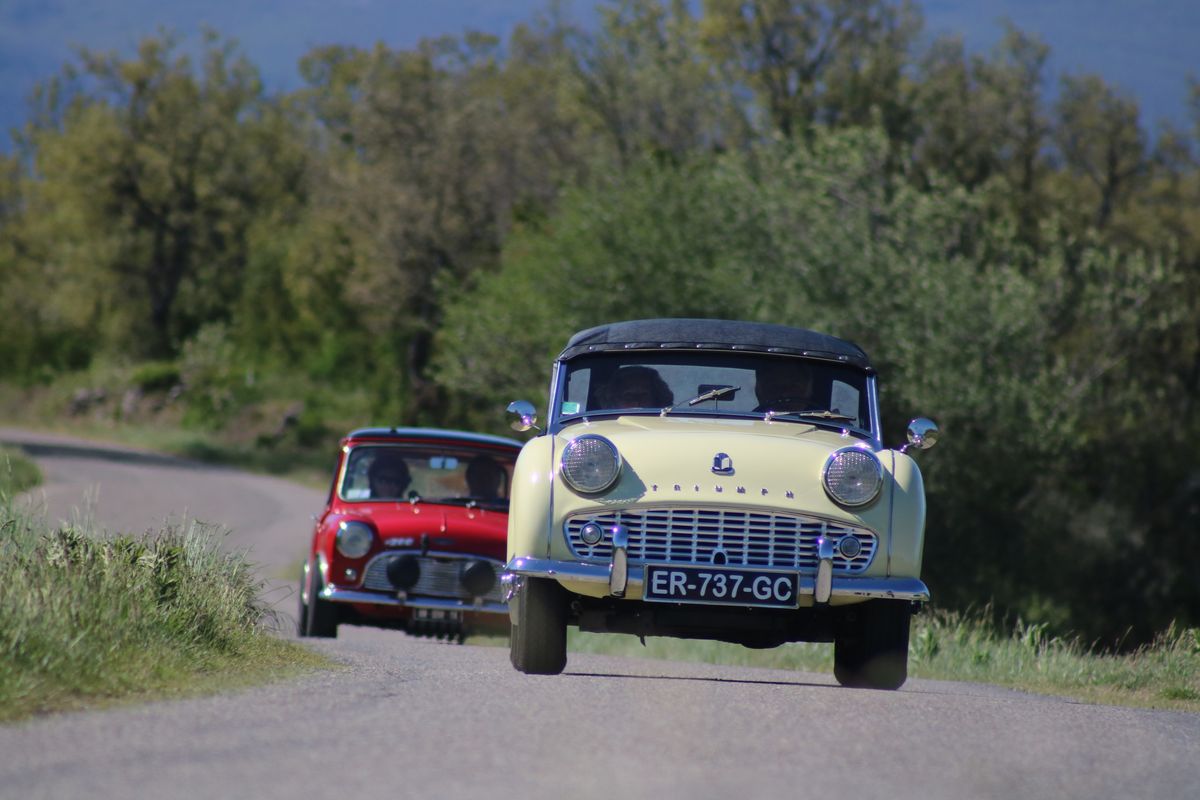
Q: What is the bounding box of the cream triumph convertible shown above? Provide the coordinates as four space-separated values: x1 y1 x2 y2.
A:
501 318 939 690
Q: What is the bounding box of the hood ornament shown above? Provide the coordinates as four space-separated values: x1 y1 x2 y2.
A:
711 452 734 476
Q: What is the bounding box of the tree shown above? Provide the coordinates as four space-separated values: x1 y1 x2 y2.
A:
19 30 283 359
1054 73 1147 232
699 0 919 140
564 0 750 163
294 30 589 420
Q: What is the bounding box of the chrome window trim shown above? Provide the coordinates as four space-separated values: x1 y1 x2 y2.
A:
547 352 880 439
866 374 883 450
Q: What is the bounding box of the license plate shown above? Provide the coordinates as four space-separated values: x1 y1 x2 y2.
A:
642 565 799 609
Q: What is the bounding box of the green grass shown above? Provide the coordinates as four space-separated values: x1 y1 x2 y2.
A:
558 608 1200 712
0 445 42 496
906 609 1200 711
0 501 329 723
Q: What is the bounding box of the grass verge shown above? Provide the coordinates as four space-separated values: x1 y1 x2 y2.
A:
0 499 329 723
561 607 1200 712
1 445 42 495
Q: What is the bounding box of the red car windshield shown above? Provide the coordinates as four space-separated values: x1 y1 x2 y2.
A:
339 444 516 507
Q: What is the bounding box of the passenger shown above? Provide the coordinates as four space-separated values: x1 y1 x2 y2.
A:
597 366 673 410
465 454 506 498
754 359 815 412
368 450 412 499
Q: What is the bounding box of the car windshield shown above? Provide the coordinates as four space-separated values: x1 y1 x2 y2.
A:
558 352 872 433
339 444 516 507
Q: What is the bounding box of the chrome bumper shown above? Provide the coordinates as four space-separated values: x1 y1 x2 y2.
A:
500 556 929 605
319 586 508 615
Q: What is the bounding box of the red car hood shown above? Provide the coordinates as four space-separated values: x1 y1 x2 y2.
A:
335 502 507 560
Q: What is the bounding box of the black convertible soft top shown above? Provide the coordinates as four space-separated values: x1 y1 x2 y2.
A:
558 318 872 370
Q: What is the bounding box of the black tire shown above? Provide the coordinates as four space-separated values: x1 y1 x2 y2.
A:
509 577 568 674
833 600 911 690
299 557 339 638
296 562 308 637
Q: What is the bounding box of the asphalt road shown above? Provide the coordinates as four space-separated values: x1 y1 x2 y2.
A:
2 429 1199 800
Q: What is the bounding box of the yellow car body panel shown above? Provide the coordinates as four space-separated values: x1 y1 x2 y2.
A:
506 434 555 562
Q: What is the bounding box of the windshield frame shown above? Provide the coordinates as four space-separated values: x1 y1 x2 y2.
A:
547 349 882 446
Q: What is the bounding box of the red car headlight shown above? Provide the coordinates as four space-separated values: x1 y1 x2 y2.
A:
336 521 374 558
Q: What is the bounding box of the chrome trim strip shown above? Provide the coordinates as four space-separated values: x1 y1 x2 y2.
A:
362 549 506 571
866 374 883 450
822 577 929 601
319 587 508 615
505 557 640 586
503 558 929 602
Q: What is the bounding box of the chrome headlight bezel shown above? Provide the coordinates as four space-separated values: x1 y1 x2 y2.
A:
336 520 375 558
560 435 622 495
822 447 884 508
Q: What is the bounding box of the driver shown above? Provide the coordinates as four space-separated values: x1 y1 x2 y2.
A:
753 359 815 412
465 454 506 498
368 450 412 499
596 366 673 410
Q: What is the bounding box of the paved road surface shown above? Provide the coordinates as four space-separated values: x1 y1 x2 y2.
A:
2 429 1198 800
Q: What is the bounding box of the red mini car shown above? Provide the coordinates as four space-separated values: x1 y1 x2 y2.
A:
298 427 523 641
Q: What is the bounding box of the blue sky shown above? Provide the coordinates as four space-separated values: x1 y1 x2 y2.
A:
1 1 1197 140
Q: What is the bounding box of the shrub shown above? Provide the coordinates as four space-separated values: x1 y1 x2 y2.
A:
131 361 182 393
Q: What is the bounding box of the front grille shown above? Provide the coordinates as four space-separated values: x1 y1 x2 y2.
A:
565 507 876 573
361 553 505 604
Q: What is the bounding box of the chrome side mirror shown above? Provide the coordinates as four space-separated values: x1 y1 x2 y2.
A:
507 400 540 432
902 417 939 452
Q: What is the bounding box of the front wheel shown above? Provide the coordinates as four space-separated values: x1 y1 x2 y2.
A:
509 577 567 674
299 557 339 638
833 600 911 690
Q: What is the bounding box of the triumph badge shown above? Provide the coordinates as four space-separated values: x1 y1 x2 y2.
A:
711 452 734 475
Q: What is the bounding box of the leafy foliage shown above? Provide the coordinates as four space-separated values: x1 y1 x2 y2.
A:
0 502 319 721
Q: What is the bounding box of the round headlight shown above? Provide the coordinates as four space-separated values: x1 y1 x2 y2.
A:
560 435 621 494
336 520 374 558
823 448 883 507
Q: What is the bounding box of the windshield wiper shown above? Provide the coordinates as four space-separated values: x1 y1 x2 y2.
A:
660 385 740 417
763 408 857 423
